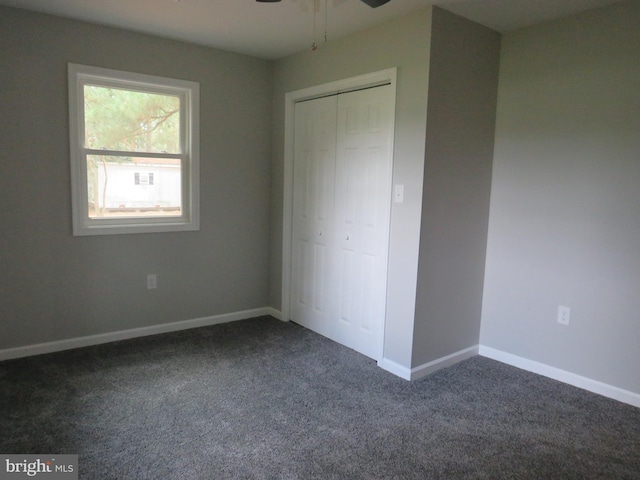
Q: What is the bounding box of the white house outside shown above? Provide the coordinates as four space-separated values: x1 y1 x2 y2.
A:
91 157 181 217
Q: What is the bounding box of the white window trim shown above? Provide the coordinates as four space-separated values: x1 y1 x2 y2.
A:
68 63 200 236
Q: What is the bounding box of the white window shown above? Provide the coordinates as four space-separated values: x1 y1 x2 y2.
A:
68 64 199 235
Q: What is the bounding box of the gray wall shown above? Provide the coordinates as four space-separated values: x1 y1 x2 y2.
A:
480 1 640 394
5 1 635 398
0 7 273 349
271 9 433 368
412 8 500 367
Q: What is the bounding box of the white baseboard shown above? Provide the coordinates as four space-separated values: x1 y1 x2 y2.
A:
0 307 277 362
479 345 640 409
380 357 412 380
381 345 479 381
265 307 283 321
409 345 479 380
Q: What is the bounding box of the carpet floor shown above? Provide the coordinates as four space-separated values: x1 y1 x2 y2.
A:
1 316 639 479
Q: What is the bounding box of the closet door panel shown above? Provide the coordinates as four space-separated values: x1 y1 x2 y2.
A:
290 84 393 361
290 96 338 335
334 85 394 359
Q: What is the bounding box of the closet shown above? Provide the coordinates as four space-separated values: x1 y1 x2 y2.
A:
289 84 394 359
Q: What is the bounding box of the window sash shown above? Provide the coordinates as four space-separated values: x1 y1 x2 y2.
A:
81 83 186 155
69 63 199 236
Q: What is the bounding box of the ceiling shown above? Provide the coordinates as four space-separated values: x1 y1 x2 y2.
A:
0 0 623 59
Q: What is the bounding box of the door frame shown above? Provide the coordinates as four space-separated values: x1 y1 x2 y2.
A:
282 68 397 363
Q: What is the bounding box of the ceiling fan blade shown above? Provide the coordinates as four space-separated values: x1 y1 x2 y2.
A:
359 0 391 7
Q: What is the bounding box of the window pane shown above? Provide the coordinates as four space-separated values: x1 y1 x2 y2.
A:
87 155 182 218
84 86 181 154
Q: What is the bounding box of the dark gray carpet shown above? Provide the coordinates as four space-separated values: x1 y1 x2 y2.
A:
1 316 639 479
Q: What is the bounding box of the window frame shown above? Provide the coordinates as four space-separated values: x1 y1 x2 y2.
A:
68 63 200 236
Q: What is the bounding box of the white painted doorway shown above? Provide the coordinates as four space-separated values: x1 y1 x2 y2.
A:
285 72 396 361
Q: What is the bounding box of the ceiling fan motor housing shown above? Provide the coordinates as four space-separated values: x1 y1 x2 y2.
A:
360 0 391 7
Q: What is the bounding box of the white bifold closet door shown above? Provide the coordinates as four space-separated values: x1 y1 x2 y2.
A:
290 84 394 360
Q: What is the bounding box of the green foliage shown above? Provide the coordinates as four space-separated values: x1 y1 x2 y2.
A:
84 85 180 154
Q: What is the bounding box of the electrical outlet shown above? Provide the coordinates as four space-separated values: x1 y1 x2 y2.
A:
147 274 157 290
557 305 570 325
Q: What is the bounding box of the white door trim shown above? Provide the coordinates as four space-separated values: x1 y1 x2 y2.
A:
282 68 397 363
